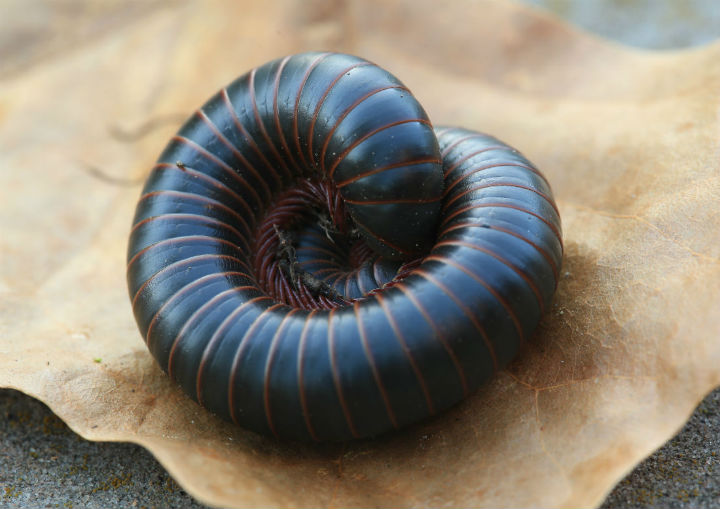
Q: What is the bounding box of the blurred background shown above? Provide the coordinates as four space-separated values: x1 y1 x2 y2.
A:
2 1 719 507
524 0 720 49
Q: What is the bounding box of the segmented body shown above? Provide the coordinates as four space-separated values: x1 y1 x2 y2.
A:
127 52 562 441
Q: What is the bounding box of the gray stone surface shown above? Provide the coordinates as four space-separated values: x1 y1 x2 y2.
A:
2 2 719 508
1 387 719 508
0 389 203 509
523 0 720 49
600 389 720 508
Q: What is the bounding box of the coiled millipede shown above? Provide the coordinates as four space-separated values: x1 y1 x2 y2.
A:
127 52 562 441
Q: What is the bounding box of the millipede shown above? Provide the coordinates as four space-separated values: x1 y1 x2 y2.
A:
127 52 562 441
